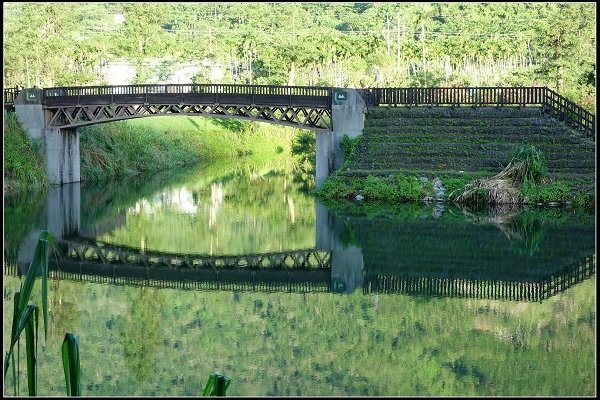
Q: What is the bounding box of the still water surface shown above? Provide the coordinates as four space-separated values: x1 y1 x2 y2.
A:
3 163 596 396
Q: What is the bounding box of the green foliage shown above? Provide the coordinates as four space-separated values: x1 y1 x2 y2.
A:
3 3 596 109
572 190 595 212
3 112 47 190
522 181 570 204
4 231 54 395
203 373 231 396
79 117 295 183
443 177 472 201
61 333 81 396
315 174 429 203
362 175 396 201
340 135 361 160
510 145 547 185
312 178 355 200
394 173 429 202
290 130 316 190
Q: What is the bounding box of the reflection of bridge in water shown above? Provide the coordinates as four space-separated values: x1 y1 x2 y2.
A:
8 235 595 302
8 183 595 302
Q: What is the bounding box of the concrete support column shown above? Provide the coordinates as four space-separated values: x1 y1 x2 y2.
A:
45 127 81 185
315 88 366 187
14 88 81 185
315 130 333 187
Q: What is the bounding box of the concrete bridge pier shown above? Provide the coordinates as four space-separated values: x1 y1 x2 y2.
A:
316 88 366 187
14 88 81 185
315 201 364 294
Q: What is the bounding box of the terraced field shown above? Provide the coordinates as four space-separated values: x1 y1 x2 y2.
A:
343 106 595 178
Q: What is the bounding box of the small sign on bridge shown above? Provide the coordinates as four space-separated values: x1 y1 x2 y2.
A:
25 90 38 102
333 89 348 105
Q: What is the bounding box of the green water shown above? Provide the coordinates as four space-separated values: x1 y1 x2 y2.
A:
2 162 596 396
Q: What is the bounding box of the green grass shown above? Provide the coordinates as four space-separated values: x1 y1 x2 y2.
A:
79 116 299 182
3 112 47 190
4 113 300 188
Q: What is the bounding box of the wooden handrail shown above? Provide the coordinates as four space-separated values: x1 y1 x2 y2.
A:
362 86 595 140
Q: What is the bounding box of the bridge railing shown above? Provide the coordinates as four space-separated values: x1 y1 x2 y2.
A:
3 87 20 109
542 88 595 140
362 86 595 139
42 83 333 108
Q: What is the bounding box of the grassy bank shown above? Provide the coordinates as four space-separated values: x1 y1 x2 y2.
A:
314 171 595 214
4 113 301 189
314 138 595 214
3 113 47 190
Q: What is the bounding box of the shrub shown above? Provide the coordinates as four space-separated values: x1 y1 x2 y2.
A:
313 178 356 200
363 175 396 200
394 174 426 202
522 181 570 204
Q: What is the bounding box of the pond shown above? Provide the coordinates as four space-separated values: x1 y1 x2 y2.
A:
3 161 596 396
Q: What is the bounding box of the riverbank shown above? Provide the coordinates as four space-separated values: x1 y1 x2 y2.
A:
3 113 300 191
313 170 595 214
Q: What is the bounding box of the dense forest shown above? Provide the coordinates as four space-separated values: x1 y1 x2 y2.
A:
3 2 596 110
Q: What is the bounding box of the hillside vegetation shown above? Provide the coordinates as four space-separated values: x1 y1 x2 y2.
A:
3 3 596 111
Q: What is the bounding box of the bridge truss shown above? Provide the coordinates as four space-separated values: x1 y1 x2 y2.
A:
42 84 333 130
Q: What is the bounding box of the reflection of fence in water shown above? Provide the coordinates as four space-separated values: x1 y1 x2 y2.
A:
4 253 594 300
47 270 332 293
363 254 595 302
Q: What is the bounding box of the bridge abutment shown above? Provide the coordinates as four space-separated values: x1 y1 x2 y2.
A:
316 88 365 187
14 89 81 185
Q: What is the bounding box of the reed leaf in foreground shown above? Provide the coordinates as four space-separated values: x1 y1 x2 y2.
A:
25 307 38 396
61 333 81 396
3 230 54 395
202 373 231 396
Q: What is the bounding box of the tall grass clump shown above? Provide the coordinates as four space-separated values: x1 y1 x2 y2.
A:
456 145 547 205
62 333 81 396
3 112 47 190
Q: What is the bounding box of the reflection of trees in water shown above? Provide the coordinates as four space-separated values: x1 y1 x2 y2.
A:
3 189 47 263
290 130 316 192
118 287 165 385
459 204 546 256
47 278 83 339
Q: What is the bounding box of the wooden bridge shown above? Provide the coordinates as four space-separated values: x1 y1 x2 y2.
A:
4 84 334 130
4 84 595 138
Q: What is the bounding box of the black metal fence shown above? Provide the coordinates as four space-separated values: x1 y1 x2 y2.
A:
361 86 595 139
